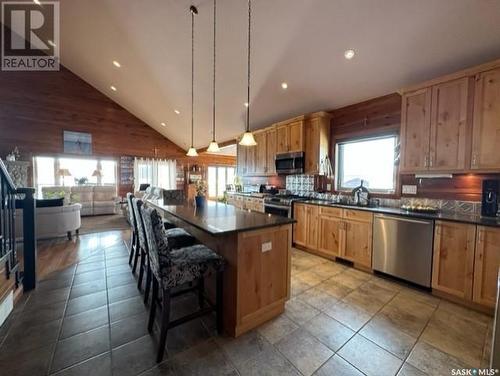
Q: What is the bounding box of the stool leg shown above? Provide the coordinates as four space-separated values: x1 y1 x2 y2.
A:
216 271 223 334
138 249 145 290
157 287 171 363
128 231 136 266
148 278 158 333
132 243 140 274
198 278 205 308
144 262 152 305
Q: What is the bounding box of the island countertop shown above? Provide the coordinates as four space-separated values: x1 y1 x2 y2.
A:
146 198 296 236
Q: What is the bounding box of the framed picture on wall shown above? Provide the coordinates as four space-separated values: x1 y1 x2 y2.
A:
63 131 92 155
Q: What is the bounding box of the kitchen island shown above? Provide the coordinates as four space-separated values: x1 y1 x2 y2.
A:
146 198 295 337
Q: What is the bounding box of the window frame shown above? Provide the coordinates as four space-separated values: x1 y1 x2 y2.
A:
335 134 399 195
207 165 236 200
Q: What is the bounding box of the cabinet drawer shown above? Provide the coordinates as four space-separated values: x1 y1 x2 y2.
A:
319 206 342 218
343 209 373 223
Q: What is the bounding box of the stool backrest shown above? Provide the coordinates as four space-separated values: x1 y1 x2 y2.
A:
126 193 137 231
131 197 148 254
141 205 172 279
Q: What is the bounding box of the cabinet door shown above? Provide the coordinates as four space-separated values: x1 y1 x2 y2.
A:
289 121 304 152
254 131 267 175
304 118 319 174
471 68 500 170
473 226 500 308
306 205 319 250
429 78 471 171
400 88 432 172
293 203 307 247
266 128 277 175
343 220 372 268
276 125 289 153
245 145 256 175
432 221 476 300
318 215 342 257
237 143 247 175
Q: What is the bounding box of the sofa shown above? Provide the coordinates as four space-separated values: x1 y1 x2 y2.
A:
16 203 82 240
42 186 118 216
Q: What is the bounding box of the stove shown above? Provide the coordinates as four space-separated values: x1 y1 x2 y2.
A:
263 195 302 217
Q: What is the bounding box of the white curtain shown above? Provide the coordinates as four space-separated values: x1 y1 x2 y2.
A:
134 158 176 190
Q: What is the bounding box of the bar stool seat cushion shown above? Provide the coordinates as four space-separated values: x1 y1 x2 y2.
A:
161 244 225 288
164 227 198 249
163 219 176 230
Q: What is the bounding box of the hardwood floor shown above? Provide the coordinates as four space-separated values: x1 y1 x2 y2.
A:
18 230 130 281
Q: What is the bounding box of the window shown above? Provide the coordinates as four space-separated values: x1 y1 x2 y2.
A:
207 166 236 199
133 158 176 190
336 135 397 193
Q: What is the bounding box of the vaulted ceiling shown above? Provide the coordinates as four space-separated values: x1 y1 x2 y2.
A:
60 0 500 150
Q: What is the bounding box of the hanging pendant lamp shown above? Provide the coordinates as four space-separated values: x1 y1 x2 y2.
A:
187 5 199 157
207 0 220 153
239 0 257 147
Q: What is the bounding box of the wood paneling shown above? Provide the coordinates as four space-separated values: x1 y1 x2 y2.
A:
473 226 500 308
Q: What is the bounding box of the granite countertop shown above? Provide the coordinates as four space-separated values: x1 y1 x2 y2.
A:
147 198 295 236
296 199 500 227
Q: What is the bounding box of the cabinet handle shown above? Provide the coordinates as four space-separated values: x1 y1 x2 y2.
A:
472 153 477 166
424 155 429 168
429 156 433 167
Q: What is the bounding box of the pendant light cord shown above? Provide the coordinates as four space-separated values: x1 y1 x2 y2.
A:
190 6 196 148
212 0 217 142
246 0 251 133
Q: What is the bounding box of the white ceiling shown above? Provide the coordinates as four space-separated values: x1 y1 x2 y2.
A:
60 0 500 150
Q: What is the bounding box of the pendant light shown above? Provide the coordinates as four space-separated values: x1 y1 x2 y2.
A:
239 0 257 147
207 0 220 153
186 5 199 157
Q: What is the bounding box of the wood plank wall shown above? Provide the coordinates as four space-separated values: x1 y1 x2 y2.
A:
0 67 235 196
329 93 498 201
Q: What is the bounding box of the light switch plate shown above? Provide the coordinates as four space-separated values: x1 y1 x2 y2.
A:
261 242 272 253
402 185 417 195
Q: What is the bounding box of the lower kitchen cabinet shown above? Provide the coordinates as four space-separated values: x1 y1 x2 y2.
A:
318 215 342 257
292 203 318 249
473 226 500 308
432 221 476 300
342 218 373 268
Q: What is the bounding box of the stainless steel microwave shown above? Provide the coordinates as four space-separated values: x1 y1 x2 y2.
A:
275 152 304 175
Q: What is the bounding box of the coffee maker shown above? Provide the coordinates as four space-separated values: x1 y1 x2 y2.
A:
481 179 499 217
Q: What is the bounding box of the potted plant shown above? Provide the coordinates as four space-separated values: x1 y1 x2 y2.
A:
194 180 207 207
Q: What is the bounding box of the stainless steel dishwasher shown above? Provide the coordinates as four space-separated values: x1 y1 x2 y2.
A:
373 214 434 287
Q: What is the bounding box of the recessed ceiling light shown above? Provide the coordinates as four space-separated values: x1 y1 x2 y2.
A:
344 49 355 60
33 0 41 5
110 85 117 91
112 60 121 68
281 82 288 90
47 40 56 47
161 122 166 127
244 102 249 107
174 110 180 115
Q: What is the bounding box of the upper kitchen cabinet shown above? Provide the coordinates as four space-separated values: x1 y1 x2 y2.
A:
276 119 304 154
400 88 431 172
253 129 267 176
304 112 331 174
471 67 500 171
237 142 248 176
429 78 472 172
266 127 277 175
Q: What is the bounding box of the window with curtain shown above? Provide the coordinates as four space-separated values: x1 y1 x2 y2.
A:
133 158 176 190
207 166 236 199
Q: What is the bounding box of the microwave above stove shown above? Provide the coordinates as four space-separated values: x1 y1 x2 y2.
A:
275 152 304 175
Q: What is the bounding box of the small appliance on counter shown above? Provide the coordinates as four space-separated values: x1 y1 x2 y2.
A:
259 184 279 195
481 179 499 217
351 180 370 206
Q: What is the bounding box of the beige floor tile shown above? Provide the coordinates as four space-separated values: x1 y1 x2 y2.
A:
302 313 354 352
313 261 346 280
315 355 364 376
276 328 333 376
329 269 370 290
297 287 339 311
342 281 396 315
290 278 313 297
317 279 352 299
323 301 372 331
257 314 299 344
370 276 405 293
295 270 325 286
437 300 492 326
482 324 493 367
216 331 274 369
285 298 320 325
376 303 431 339
397 363 427 376
397 288 440 309
406 341 471 376
338 334 403 376
360 316 417 359
238 347 301 376
420 305 488 367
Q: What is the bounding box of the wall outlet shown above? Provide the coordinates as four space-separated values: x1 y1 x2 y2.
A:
261 241 272 253
326 183 332 191
402 184 417 195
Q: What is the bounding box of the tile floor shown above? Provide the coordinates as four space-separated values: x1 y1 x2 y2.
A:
0 234 494 376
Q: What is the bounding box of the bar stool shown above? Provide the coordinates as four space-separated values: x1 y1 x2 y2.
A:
126 193 139 272
141 205 224 362
131 197 198 303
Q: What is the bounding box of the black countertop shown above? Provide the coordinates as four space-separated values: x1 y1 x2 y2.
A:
296 199 500 228
147 199 296 236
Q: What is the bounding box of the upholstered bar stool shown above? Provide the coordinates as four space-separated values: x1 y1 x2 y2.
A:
132 197 198 303
126 193 139 271
141 205 224 362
